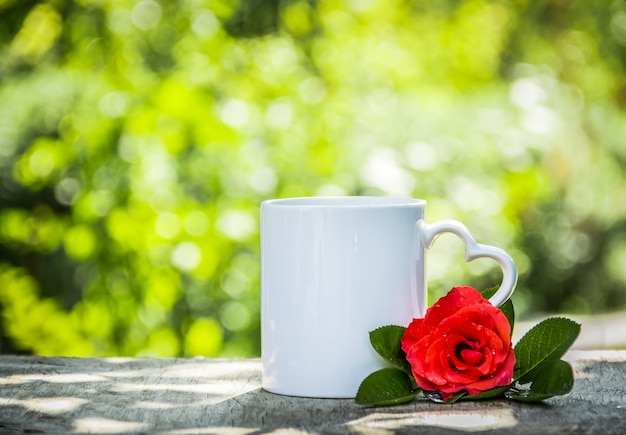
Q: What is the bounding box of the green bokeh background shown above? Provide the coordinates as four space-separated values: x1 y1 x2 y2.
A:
1 0 625 357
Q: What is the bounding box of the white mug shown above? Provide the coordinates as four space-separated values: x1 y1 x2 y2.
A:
260 197 517 398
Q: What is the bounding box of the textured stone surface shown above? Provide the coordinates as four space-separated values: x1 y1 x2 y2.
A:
0 351 625 434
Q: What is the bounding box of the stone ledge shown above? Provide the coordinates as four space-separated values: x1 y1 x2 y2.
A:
0 352 624 434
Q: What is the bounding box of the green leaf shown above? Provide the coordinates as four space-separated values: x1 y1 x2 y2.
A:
424 386 510 403
463 386 510 401
355 368 419 406
481 286 515 336
514 317 580 383
369 325 411 373
506 359 574 402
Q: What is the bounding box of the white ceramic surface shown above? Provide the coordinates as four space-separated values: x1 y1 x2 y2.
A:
260 197 517 398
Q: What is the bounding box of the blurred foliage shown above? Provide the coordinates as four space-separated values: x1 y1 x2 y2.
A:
1 0 626 357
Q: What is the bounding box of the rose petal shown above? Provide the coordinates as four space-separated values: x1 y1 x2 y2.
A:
436 315 485 344
465 348 516 394
401 317 427 354
423 337 450 386
411 334 433 367
445 319 508 370
438 382 467 395
458 304 511 344
409 339 446 392
423 287 489 331
440 347 480 385
461 348 483 365
442 334 490 382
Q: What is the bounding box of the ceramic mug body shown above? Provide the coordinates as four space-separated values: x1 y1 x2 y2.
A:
260 196 517 398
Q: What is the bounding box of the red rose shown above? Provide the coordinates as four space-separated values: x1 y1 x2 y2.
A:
401 286 515 400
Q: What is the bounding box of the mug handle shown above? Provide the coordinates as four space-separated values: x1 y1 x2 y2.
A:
419 219 518 308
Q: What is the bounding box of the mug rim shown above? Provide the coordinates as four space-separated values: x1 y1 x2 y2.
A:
262 196 426 207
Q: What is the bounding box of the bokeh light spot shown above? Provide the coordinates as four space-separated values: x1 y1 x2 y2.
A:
170 242 202 272
184 317 223 357
29 149 54 177
192 9 219 38
218 99 250 129
155 212 181 239
183 211 210 237
131 0 162 31
64 225 97 260
216 210 256 241
220 301 251 332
